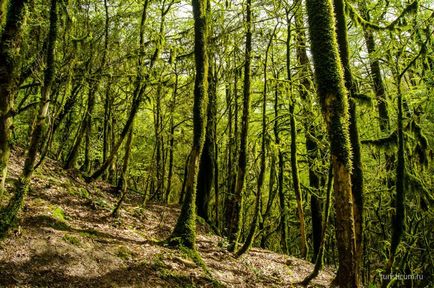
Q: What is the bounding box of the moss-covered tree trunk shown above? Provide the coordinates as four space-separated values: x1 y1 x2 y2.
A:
302 164 333 285
236 22 270 256
359 0 390 133
305 0 359 286
286 9 307 259
226 0 252 252
112 123 134 218
333 0 364 279
64 84 96 170
359 0 395 201
166 0 208 249
165 72 178 203
274 78 289 255
0 0 31 193
0 0 58 235
196 61 216 223
294 3 322 262
383 78 405 288
259 152 277 248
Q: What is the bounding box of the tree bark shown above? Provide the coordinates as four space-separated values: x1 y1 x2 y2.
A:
196 60 216 223
286 9 307 259
112 123 134 218
226 0 252 252
0 0 31 192
294 3 322 262
167 0 208 249
305 0 359 286
334 0 364 279
0 0 58 235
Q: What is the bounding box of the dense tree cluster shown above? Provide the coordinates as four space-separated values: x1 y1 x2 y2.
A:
0 0 433 287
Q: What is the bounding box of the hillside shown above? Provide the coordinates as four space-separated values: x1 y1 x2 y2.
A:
0 150 334 287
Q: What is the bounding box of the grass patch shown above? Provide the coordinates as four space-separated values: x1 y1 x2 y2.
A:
63 233 80 246
151 253 167 270
94 197 111 210
79 230 98 239
67 187 90 199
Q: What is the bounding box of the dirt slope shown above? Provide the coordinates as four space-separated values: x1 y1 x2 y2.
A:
0 150 334 287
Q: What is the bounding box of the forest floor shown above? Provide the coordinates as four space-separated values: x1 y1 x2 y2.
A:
0 149 335 287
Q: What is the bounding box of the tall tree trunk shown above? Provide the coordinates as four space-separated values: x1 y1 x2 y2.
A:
275 77 289 255
214 139 219 228
358 1 390 133
259 153 276 248
102 0 111 179
334 0 364 278
227 0 252 252
224 55 238 236
0 0 58 235
302 164 333 285
294 3 322 262
154 83 164 201
286 9 307 259
196 60 216 223
0 0 30 192
112 123 134 218
236 21 271 256
383 77 406 287
305 0 359 286
82 84 97 174
165 72 178 203
166 0 208 249
102 77 112 179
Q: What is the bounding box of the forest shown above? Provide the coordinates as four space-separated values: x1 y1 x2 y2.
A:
0 0 433 287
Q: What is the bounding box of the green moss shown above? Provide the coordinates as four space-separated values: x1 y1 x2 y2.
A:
167 177 197 249
151 253 167 270
63 233 80 245
179 246 206 270
0 177 30 237
116 245 133 260
79 230 97 239
67 186 90 199
94 197 111 209
51 206 65 222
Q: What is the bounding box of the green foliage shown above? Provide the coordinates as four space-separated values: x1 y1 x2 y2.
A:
345 0 418 31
